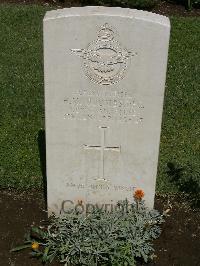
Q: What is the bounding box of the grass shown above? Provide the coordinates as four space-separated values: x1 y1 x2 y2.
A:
157 17 200 193
0 4 199 192
0 4 50 188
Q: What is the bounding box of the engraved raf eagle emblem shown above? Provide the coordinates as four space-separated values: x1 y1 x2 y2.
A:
71 23 137 85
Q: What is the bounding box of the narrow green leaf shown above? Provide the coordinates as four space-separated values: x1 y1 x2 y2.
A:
10 244 31 252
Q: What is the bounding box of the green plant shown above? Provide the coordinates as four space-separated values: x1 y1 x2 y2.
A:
81 0 158 10
11 198 164 265
186 0 200 10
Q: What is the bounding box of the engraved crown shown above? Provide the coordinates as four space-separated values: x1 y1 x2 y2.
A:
97 23 115 41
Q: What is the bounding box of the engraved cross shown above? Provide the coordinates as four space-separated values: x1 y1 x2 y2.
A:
83 126 120 180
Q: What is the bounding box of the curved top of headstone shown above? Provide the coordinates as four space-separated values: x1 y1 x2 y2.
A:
44 6 170 27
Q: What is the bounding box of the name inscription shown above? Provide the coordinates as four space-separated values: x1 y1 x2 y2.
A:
64 89 144 123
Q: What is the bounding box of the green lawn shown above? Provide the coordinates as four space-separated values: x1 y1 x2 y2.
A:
0 4 199 192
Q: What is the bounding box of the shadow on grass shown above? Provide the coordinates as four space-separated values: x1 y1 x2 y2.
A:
166 162 200 208
38 129 47 208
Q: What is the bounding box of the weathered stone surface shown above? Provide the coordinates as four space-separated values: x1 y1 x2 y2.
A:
43 7 170 215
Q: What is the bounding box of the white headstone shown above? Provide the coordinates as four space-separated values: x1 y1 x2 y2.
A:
44 7 170 215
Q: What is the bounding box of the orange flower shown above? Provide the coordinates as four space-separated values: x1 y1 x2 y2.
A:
134 189 144 200
31 242 39 250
